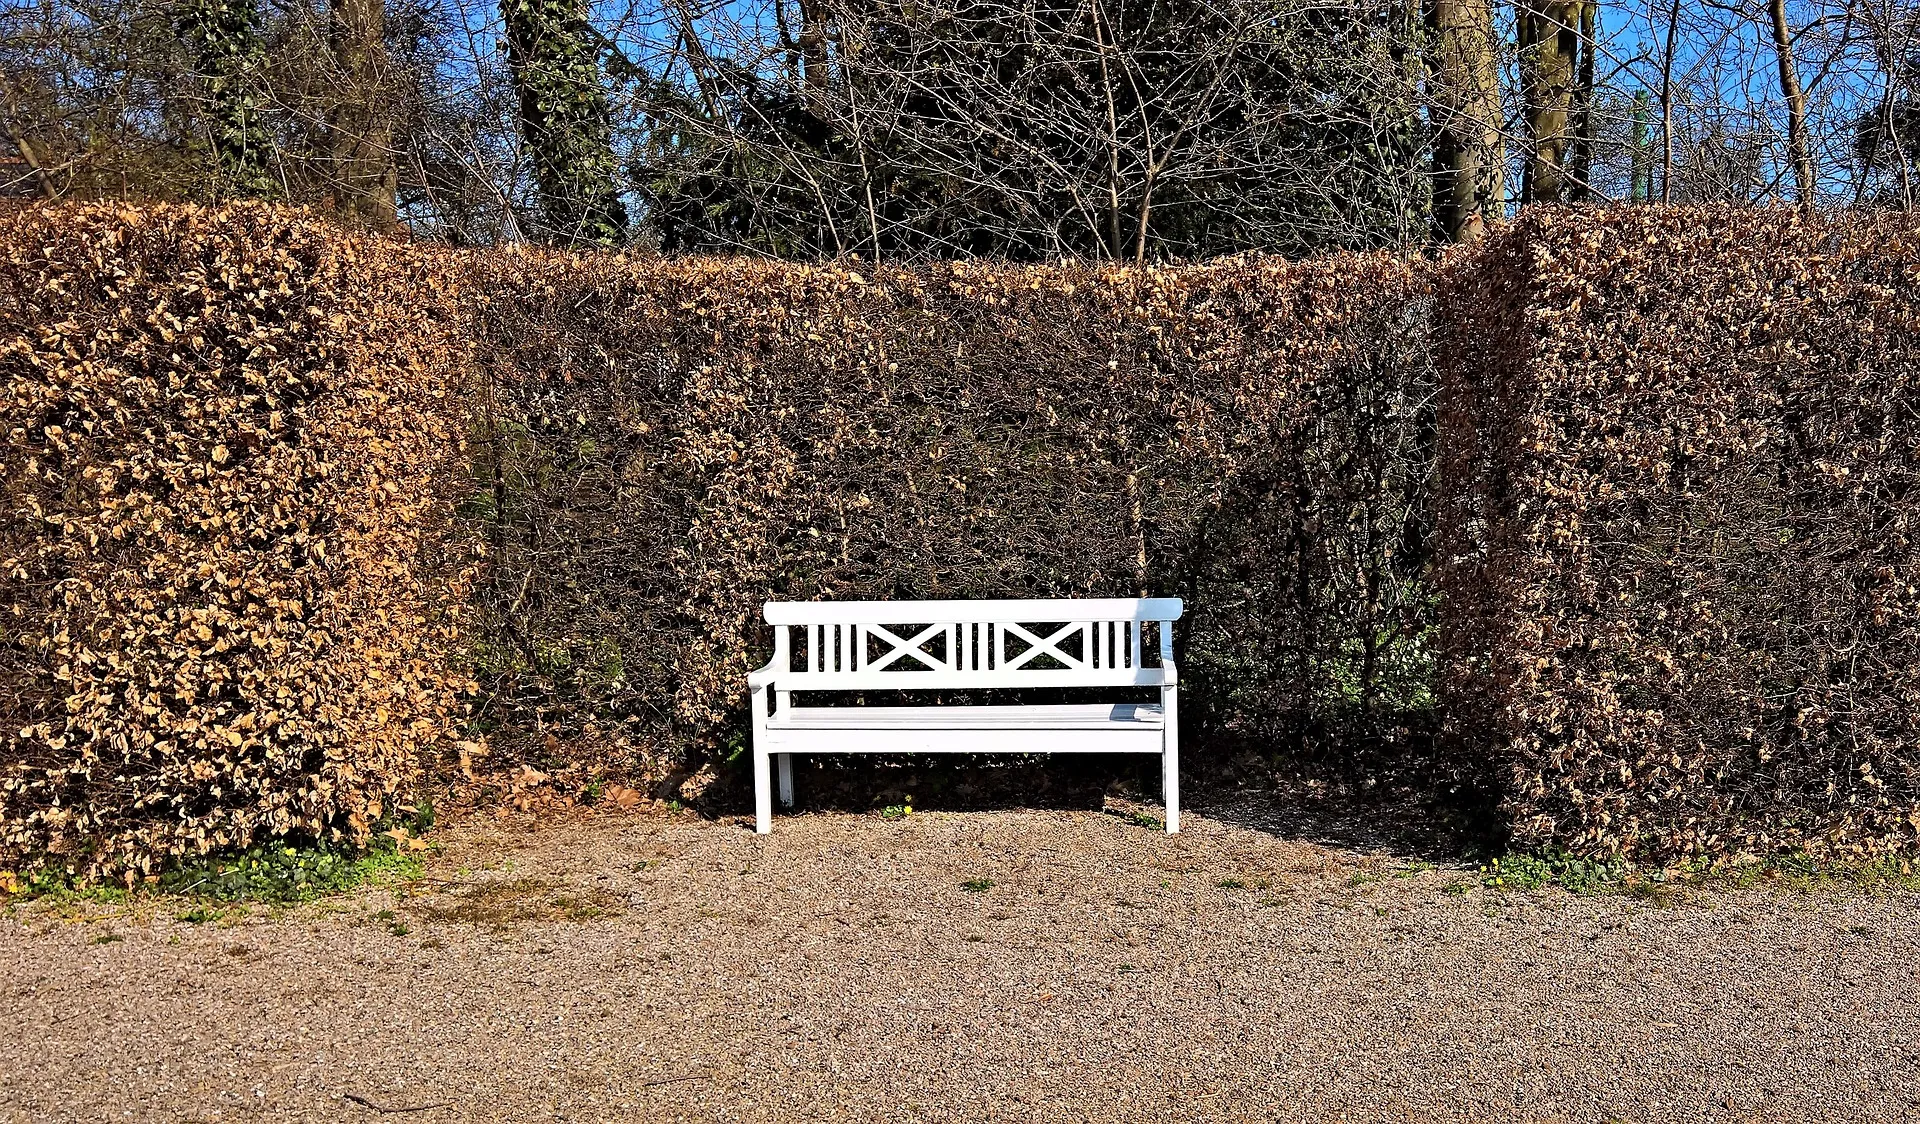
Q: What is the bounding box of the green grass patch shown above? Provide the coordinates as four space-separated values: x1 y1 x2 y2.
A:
1480 849 1920 899
156 838 423 903
1481 850 1627 895
961 878 994 893
5 815 431 907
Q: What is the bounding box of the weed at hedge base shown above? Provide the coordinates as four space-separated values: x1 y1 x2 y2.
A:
1477 849 1920 900
156 839 424 903
1481 850 1628 894
4 834 427 908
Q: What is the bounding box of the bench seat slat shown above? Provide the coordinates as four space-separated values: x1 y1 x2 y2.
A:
770 703 1164 730
761 727 1165 755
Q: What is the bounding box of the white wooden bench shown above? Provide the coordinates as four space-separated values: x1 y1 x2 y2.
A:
747 598 1183 834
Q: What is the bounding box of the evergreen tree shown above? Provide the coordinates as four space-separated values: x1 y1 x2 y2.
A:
500 0 628 244
174 0 277 197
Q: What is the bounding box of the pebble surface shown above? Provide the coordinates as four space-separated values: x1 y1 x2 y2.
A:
3 802 1917 1123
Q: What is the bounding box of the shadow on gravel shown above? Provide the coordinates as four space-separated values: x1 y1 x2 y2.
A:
1191 731 1507 862
1193 773 1500 863
694 736 1504 863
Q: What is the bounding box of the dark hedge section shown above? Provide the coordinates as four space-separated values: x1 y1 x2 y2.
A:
1437 207 1920 860
462 252 1439 782
0 204 469 874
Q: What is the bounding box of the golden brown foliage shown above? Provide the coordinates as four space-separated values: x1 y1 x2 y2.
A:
1438 206 1920 861
0 203 469 874
21 201 1919 868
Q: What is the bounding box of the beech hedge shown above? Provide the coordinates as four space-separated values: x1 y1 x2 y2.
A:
462 250 1438 781
1437 207 1920 861
0 204 469 875
13 201 1920 870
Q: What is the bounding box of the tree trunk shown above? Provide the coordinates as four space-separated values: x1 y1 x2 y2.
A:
1566 2 1597 201
1518 1 1580 204
1658 0 1679 202
1 116 58 198
175 0 278 197
1629 89 1651 201
1427 0 1506 241
500 0 629 244
796 0 830 97
326 0 397 228
1765 0 1816 208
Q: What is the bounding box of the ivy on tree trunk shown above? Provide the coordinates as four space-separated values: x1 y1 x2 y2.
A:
500 0 628 245
175 0 277 198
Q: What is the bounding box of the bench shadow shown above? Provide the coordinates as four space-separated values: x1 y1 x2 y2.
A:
720 741 1502 863
1190 768 1501 863
765 754 1124 817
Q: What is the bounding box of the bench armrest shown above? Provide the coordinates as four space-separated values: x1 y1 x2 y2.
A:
1160 658 1178 686
748 659 782 689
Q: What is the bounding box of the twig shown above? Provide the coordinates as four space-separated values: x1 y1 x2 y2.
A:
344 1093 455 1113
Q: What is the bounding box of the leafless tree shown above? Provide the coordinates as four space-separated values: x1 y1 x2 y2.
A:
6 0 1919 236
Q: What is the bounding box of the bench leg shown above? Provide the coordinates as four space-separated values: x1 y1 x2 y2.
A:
777 753 794 808
1162 689 1180 834
1163 750 1180 834
754 746 773 834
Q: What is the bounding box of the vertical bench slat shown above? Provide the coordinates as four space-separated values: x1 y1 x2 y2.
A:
1130 621 1142 668
776 625 793 712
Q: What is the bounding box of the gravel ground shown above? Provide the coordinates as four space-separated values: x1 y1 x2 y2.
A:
4 797 1919 1124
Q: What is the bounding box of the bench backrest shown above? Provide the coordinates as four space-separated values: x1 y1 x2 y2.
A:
763 598 1182 689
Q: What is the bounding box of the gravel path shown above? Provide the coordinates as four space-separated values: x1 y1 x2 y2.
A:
4 799 1919 1124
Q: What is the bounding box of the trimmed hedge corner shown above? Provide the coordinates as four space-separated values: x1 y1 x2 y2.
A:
1437 207 1920 861
0 203 469 875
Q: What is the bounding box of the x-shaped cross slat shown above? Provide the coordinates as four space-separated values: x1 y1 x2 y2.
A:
864 623 949 672
999 622 1085 670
